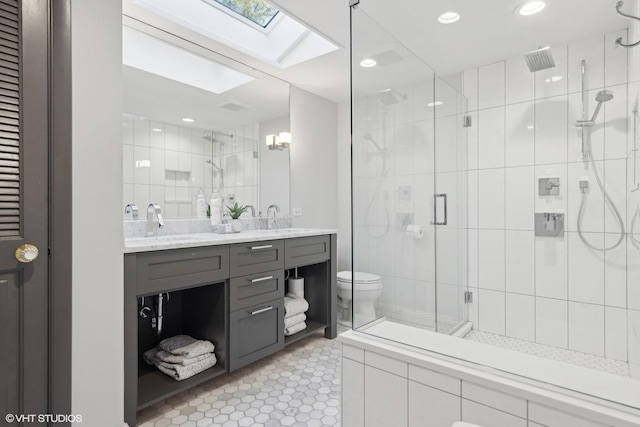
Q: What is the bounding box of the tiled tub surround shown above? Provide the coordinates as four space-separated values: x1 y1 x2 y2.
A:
461 28 640 367
340 325 640 427
122 117 260 219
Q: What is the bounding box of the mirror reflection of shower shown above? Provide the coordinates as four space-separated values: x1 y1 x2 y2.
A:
203 132 232 195
574 60 625 251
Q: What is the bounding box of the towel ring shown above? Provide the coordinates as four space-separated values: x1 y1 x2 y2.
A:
615 1 640 48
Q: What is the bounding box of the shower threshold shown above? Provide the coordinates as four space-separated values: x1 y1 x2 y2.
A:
463 329 630 377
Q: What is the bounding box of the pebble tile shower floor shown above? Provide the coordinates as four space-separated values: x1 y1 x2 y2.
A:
137 329 344 427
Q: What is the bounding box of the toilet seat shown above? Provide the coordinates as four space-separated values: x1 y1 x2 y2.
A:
337 271 382 291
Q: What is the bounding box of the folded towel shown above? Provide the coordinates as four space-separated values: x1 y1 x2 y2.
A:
155 353 217 381
284 313 306 329
156 350 213 366
142 346 159 366
158 335 215 358
284 321 307 336
284 294 309 317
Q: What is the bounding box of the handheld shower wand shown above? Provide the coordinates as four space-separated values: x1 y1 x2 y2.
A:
575 63 625 251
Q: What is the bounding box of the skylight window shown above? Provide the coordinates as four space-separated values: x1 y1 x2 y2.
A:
210 0 279 28
132 0 340 69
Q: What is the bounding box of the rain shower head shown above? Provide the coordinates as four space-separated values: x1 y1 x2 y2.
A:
523 46 556 72
202 133 221 143
202 131 233 143
376 89 406 106
363 132 386 152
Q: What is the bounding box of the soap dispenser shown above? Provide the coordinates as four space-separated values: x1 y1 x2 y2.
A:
196 189 207 219
210 189 222 226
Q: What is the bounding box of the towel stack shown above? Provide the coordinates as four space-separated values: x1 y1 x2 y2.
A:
143 335 217 381
284 292 309 336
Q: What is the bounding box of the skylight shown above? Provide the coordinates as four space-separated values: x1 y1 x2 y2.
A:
209 0 279 28
132 0 340 69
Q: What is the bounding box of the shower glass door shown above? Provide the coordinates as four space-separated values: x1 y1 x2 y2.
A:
350 5 468 334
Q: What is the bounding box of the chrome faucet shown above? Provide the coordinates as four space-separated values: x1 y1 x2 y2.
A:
146 203 164 236
246 205 256 218
267 204 280 229
125 204 138 219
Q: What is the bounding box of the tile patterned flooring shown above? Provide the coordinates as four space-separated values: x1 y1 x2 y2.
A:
137 328 345 427
465 329 630 377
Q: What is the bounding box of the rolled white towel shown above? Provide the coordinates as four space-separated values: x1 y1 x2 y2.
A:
155 353 217 381
284 294 309 317
284 321 307 336
158 335 215 358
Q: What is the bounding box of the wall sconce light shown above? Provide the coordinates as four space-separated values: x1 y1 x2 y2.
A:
266 132 291 150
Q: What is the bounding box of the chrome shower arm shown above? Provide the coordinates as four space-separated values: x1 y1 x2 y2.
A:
615 1 640 48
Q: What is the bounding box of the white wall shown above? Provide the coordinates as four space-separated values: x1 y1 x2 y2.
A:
290 86 339 229
337 102 351 271
72 0 124 425
463 28 634 362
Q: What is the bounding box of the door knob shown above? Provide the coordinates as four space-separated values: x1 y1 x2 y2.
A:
15 244 39 263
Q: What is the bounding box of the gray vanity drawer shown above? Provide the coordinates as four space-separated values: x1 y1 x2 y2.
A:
285 235 331 268
229 240 284 277
135 246 230 295
230 269 285 311
229 298 284 371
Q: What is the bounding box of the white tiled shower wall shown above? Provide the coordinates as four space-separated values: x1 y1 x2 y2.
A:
462 28 640 364
122 117 259 218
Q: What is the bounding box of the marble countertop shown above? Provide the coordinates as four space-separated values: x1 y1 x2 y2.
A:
123 228 338 253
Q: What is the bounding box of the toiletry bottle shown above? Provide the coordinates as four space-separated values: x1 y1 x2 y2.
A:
196 189 206 219
210 189 222 226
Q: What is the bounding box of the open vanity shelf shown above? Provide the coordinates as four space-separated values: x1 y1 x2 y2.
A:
124 232 337 426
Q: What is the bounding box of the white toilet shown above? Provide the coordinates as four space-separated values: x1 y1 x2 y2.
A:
336 271 383 326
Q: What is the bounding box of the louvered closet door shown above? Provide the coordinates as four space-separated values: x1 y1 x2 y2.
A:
0 0 50 419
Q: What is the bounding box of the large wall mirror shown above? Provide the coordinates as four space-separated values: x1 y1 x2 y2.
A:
122 18 290 219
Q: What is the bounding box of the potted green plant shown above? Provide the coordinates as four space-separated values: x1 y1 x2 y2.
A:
226 202 247 232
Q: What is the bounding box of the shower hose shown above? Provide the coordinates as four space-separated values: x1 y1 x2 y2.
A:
577 150 626 251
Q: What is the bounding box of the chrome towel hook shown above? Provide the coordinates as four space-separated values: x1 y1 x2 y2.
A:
615 1 640 48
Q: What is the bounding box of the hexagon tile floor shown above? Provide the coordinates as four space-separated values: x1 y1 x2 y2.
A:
137 328 345 427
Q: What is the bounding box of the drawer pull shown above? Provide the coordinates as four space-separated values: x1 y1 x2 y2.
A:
251 275 274 283
251 244 273 250
250 306 274 315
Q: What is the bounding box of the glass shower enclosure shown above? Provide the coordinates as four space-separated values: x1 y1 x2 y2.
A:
351 9 468 334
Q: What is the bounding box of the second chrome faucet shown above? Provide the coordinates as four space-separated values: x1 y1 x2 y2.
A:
146 203 164 236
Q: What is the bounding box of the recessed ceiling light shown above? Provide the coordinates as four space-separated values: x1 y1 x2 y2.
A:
360 58 377 68
182 118 195 123
545 76 562 83
427 101 444 107
438 12 460 24
518 1 546 16
151 128 163 132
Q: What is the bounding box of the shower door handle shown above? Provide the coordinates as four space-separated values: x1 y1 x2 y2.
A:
430 194 448 226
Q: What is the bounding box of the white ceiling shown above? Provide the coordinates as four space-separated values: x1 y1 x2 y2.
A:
271 0 629 103
123 0 631 110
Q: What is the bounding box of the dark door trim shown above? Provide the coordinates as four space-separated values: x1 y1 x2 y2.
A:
49 0 72 419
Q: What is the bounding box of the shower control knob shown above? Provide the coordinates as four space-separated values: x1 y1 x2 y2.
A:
15 244 39 263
